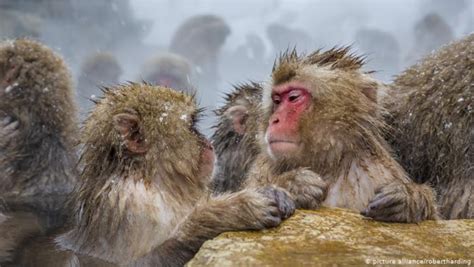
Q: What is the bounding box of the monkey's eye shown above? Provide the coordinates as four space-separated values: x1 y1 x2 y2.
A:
272 95 281 105
288 90 302 102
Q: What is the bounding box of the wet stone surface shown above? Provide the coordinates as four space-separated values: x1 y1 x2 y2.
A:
188 208 474 266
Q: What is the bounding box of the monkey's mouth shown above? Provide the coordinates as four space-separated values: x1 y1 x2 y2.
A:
268 140 299 153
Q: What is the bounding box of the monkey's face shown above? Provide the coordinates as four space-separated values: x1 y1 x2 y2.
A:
151 73 190 93
263 68 380 169
265 81 311 161
262 47 383 171
83 84 214 181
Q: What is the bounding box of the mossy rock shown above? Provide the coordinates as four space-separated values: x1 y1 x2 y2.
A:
188 208 473 266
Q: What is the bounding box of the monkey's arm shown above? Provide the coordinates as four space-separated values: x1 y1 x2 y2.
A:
246 158 327 209
362 181 439 223
131 187 295 267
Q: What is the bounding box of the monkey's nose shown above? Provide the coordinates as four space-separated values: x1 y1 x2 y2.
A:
271 117 280 125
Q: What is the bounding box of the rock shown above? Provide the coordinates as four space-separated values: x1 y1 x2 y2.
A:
188 208 474 266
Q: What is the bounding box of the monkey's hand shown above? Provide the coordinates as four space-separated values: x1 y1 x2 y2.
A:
187 186 295 234
0 116 19 147
278 169 328 209
216 186 295 230
362 182 438 223
251 186 296 227
134 187 295 267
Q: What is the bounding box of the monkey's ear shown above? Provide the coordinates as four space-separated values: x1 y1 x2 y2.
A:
224 105 248 135
113 111 148 154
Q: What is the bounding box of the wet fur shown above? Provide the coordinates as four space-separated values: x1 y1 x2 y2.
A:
245 47 438 223
14 84 294 266
384 34 473 219
210 82 262 193
0 39 78 263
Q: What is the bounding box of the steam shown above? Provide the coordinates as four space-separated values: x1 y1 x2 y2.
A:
1 0 471 134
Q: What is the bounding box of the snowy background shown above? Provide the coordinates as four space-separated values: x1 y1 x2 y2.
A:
1 0 472 134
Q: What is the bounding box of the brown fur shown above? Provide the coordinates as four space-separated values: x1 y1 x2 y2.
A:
0 212 43 263
15 83 294 266
0 38 78 263
385 34 473 219
245 47 438 223
0 38 78 225
210 82 262 193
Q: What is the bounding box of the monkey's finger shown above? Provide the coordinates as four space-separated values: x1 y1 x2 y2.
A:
368 188 399 205
369 206 406 222
262 214 282 228
307 186 326 201
371 201 405 217
273 189 295 219
368 195 403 211
362 199 404 218
373 184 397 196
268 206 280 217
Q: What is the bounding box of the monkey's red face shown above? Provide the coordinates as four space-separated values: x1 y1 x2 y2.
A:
266 82 311 158
155 74 179 89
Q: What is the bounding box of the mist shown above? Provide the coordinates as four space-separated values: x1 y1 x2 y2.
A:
1 0 472 134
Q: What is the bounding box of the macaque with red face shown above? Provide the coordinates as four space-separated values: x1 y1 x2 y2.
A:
245 48 438 223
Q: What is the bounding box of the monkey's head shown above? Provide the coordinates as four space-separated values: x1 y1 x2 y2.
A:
79 52 122 86
262 47 385 172
170 14 231 63
213 82 262 139
81 83 213 184
0 38 76 139
141 53 193 93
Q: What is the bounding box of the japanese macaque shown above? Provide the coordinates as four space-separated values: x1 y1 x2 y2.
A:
0 39 78 262
244 47 438 223
170 14 230 92
210 82 262 194
140 53 194 93
384 34 473 219
407 13 454 63
77 52 122 116
15 83 294 266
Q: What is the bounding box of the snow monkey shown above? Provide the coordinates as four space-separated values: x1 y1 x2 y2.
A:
140 53 194 93
244 47 438 223
385 34 473 219
210 82 262 194
14 83 294 266
0 38 78 263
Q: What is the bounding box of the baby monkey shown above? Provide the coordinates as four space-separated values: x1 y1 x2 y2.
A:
15 83 294 266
